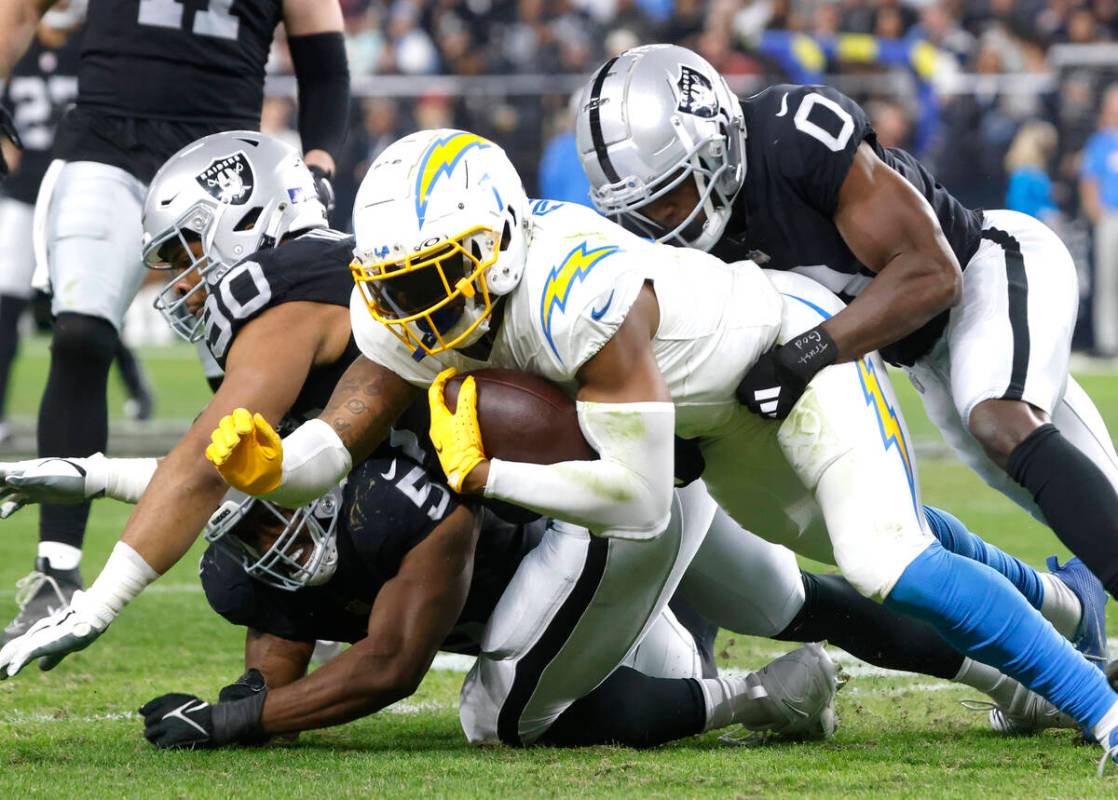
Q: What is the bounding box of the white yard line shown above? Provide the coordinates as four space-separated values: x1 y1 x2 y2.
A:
0 583 202 601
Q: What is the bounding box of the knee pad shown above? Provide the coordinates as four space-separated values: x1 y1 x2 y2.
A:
50 312 119 367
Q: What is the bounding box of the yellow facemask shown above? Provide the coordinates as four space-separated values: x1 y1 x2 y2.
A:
351 225 498 356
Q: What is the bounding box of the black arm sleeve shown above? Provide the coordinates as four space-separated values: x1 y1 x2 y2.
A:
287 32 350 162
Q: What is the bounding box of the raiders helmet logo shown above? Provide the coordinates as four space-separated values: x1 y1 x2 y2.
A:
676 65 718 119
196 152 254 205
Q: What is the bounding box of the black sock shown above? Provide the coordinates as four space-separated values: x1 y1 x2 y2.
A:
114 340 150 401
667 594 719 679
1008 423 1118 598
537 667 706 748
37 313 119 550
775 572 964 680
0 293 29 419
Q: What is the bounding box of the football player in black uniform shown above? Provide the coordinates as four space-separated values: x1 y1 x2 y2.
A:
139 455 844 750
0 0 350 644
0 4 79 442
576 45 1118 606
0 130 1100 740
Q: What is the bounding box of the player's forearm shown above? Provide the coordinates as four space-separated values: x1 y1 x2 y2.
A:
244 629 313 689
121 442 230 574
484 401 675 539
0 0 51 78
259 641 426 734
319 356 418 461
821 251 961 362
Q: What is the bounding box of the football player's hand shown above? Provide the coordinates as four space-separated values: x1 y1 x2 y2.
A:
0 455 110 518
205 409 283 495
0 106 21 177
0 590 115 678
308 165 336 213
141 686 268 749
736 325 838 420
428 368 487 493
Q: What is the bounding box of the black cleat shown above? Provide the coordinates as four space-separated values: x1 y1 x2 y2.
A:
1 557 82 646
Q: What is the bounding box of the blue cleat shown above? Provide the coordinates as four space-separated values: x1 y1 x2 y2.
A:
1048 556 1108 671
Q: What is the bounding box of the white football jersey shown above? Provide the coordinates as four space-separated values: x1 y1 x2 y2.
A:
351 200 782 438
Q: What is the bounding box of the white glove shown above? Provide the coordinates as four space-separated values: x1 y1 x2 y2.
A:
0 456 107 517
0 454 157 518
0 590 115 678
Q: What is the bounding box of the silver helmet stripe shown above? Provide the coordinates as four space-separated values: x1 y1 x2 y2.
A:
587 57 622 185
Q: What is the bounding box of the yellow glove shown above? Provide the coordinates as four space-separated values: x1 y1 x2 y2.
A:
428 367 487 492
204 408 283 495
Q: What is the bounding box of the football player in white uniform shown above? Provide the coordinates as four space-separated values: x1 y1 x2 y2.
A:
573 45 1118 614
190 129 1118 767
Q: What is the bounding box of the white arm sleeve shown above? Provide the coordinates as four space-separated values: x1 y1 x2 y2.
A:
262 418 353 508
98 455 159 503
484 400 675 540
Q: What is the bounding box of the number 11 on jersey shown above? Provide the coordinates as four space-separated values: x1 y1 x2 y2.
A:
138 0 240 41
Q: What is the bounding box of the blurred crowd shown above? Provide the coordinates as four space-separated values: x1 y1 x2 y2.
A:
258 0 1118 354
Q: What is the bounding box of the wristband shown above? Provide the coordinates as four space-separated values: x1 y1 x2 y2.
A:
84 541 159 616
211 687 269 746
780 324 838 384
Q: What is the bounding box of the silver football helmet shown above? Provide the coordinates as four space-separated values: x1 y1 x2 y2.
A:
575 44 746 251
141 130 326 341
204 487 343 593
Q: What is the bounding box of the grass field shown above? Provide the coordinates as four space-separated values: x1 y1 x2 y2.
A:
2 340 1118 797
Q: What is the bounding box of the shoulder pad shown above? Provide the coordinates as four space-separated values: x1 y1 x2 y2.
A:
525 216 651 372
202 229 354 366
754 85 873 216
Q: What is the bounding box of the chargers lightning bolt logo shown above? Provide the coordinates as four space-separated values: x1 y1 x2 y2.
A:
540 242 621 361
856 357 918 516
784 293 920 519
415 132 491 227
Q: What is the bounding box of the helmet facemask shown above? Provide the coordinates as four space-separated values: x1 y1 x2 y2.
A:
142 202 223 343
594 116 745 252
351 225 499 356
205 489 342 592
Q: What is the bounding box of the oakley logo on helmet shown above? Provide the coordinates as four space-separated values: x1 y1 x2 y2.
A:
195 152 254 206
676 65 718 119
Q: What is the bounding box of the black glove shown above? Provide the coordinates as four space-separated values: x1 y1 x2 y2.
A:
219 667 268 703
140 687 267 750
0 106 22 177
673 436 705 487
308 164 335 213
736 325 838 420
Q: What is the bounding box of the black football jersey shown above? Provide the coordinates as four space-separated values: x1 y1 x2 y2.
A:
200 449 543 652
77 0 279 125
711 84 985 366
2 34 80 204
203 227 358 422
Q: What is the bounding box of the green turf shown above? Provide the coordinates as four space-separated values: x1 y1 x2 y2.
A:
2 345 1118 796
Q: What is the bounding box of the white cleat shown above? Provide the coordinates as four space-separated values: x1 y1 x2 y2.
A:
963 683 1078 735
722 643 847 744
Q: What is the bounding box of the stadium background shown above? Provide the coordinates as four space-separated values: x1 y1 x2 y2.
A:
7 2 1118 796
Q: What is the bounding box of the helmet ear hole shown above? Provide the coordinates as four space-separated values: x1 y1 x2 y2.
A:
235 207 263 231
500 219 512 251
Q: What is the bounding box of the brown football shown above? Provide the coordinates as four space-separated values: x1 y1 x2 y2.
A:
444 368 596 463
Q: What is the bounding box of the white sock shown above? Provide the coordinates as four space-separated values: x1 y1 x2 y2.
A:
1038 572 1082 640
953 658 1018 707
1093 699 1118 746
37 541 81 571
699 676 750 732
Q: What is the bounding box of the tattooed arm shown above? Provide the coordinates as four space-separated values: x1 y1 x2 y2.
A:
318 355 420 463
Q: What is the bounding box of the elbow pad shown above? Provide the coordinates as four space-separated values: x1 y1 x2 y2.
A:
288 32 350 159
485 401 675 539
263 419 352 508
